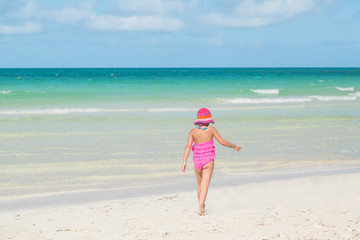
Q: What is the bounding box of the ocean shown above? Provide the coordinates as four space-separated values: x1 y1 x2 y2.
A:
1 68 360 201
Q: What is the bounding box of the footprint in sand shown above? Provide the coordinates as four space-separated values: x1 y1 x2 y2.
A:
157 195 179 202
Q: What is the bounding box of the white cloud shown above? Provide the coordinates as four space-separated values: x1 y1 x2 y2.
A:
0 1 93 34
0 0 187 32
0 0 23 13
85 0 190 31
201 0 327 27
0 21 42 34
0 0 42 34
118 0 191 14
202 12 277 27
88 14 185 31
10 0 38 19
2 0 40 21
234 0 313 18
50 5 93 24
3 0 334 33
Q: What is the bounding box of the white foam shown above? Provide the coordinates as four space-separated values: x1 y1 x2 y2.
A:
336 87 354 92
1 90 11 95
251 89 280 95
220 93 359 104
349 92 360 97
220 97 312 104
310 95 357 101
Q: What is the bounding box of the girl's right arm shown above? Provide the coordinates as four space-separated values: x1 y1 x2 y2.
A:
211 127 241 151
181 130 194 172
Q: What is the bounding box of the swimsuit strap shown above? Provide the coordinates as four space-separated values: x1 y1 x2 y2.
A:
196 125 209 130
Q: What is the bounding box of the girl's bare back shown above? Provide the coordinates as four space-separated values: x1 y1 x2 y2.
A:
191 127 214 144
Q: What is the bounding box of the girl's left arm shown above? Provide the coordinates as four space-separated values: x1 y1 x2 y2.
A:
181 130 194 172
211 127 241 151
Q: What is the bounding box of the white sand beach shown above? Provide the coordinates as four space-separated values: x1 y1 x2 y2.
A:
1 172 359 240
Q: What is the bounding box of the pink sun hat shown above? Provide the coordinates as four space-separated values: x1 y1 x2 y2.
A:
194 108 215 125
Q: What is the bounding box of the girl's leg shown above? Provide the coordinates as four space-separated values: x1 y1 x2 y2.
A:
196 161 214 214
194 168 202 203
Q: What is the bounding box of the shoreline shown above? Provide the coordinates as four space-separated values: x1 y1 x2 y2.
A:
1 164 359 212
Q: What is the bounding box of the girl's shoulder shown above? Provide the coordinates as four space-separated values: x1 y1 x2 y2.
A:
190 128 197 133
209 126 217 131
189 128 198 138
208 126 218 134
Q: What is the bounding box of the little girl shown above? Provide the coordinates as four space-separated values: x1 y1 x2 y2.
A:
181 108 241 216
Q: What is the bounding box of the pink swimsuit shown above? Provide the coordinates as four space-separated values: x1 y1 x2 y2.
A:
192 140 216 170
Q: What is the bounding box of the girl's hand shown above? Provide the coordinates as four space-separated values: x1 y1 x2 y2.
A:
234 145 241 151
181 162 187 172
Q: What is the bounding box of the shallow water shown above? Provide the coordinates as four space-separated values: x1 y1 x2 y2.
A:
1 68 359 199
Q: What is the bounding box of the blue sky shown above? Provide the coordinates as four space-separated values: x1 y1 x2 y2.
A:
0 0 359 68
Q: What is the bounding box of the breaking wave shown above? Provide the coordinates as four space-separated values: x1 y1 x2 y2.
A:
219 93 359 104
336 87 354 92
250 89 280 95
1 90 11 95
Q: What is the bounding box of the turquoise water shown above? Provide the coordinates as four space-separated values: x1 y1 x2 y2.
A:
1 68 360 111
1 68 360 199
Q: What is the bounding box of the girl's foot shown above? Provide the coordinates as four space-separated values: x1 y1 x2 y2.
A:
197 204 206 216
197 210 206 216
